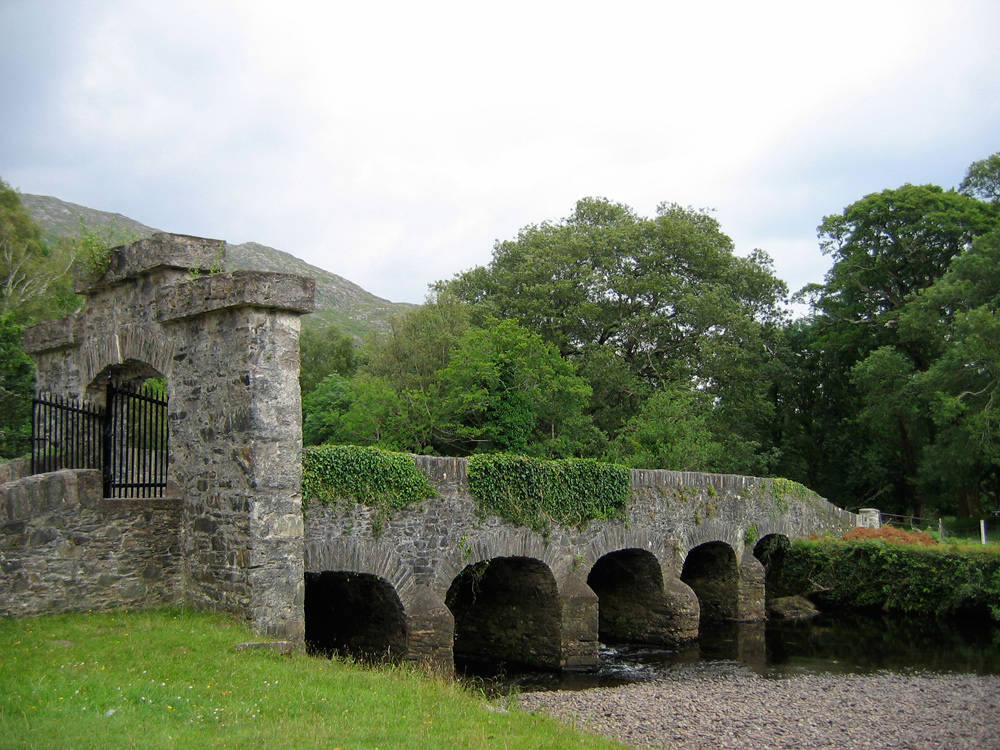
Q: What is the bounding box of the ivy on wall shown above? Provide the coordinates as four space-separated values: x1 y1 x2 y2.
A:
302 445 436 510
467 453 629 533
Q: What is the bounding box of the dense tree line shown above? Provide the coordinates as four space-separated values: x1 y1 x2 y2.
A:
774 159 1000 517
4 154 1000 519
301 155 1000 519
301 199 788 474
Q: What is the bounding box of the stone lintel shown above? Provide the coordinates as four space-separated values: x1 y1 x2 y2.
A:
23 315 81 354
156 270 316 322
75 233 226 293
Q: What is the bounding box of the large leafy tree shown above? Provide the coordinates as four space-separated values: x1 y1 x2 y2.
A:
784 173 1000 516
0 179 77 325
901 229 1000 516
0 314 34 458
960 152 1000 205
298 320 356 396
437 197 787 471
435 319 598 457
604 383 725 471
361 292 471 393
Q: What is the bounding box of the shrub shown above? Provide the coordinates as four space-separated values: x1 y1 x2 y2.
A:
302 445 435 510
774 537 1000 621
467 453 629 533
842 526 937 546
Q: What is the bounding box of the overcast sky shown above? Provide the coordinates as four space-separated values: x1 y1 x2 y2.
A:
2 1 998 306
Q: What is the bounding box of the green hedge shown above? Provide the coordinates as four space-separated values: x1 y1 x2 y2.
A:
467 453 629 533
777 539 1000 621
302 445 436 510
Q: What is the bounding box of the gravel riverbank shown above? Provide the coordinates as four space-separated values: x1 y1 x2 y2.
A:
516 664 1000 749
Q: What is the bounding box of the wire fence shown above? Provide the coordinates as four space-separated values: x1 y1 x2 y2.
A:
879 512 1000 544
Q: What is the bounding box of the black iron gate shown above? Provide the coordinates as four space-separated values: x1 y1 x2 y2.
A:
30 393 103 474
31 382 169 498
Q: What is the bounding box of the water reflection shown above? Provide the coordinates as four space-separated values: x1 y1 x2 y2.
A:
462 612 1000 693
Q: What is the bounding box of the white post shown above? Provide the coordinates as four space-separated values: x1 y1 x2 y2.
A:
939 518 944 539
982 519 988 546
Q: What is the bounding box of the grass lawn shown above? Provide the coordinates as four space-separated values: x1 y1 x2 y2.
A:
0 608 624 750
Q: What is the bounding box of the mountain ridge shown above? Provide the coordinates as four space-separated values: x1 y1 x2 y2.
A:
19 193 414 338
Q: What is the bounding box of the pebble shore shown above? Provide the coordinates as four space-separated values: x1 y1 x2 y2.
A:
516 664 1000 749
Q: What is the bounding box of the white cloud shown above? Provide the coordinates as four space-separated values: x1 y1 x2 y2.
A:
1 0 998 304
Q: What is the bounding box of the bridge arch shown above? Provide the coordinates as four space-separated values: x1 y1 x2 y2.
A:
446 555 562 670
681 541 740 622
753 533 792 600
304 571 406 662
680 541 766 624
588 548 684 646
303 535 455 669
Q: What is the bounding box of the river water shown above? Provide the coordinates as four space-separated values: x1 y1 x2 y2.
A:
464 612 1000 693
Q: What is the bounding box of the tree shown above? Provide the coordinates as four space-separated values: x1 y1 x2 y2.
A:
810 184 998 367
605 383 725 471
299 321 355 396
0 179 77 324
785 175 1000 517
361 292 471 392
959 152 1000 205
901 229 1000 516
0 314 34 458
436 197 787 470
435 319 599 457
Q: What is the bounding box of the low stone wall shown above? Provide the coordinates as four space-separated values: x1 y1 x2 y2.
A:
0 469 183 617
0 457 31 485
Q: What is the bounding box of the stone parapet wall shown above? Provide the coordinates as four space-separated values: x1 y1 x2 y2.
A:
303 456 857 668
0 469 183 617
0 457 32 485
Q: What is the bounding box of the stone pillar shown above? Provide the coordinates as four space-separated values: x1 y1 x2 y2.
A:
404 587 455 672
559 573 600 670
159 272 314 640
735 548 766 621
858 508 882 529
24 235 315 641
660 577 701 642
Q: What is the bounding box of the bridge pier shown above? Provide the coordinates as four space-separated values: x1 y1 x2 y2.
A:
736 549 766 621
558 574 599 670
404 587 454 672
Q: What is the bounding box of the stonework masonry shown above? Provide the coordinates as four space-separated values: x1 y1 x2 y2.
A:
10 234 314 639
3 233 859 674
1 469 182 616
303 456 857 671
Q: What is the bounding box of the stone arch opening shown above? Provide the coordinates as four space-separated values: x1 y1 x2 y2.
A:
681 541 740 623
304 571 407 663
445 556 561 671
587 548 680 646
87 360 165 398
753 533 792 600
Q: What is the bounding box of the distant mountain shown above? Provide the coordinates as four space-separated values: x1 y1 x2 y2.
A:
20 193 414 338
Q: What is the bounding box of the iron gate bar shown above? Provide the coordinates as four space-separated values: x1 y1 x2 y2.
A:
104 381 169 498
30 384 168 498
30 393 103 475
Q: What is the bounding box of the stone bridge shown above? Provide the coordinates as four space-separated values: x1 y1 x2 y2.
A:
1 232 857 675
303 456 855 672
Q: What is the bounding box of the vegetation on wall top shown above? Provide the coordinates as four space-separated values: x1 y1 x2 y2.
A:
302 444 436 510
467 453 630 533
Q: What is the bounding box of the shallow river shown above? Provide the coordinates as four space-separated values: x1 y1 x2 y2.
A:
462 611 1000 693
